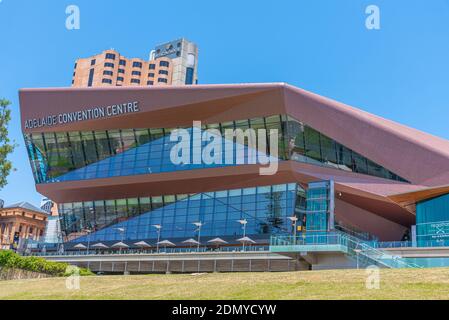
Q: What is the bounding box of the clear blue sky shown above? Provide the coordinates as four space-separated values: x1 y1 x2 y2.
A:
0 0 448 207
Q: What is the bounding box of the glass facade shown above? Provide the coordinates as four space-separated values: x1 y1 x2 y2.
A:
24 112 410 243
304 181 334 232
284 117 407 182
64 183 298 242
416 193 449 246
26 127 274 183
25 115 407 184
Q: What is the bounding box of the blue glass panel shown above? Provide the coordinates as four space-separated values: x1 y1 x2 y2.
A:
52 128 276 183
72 184 297 243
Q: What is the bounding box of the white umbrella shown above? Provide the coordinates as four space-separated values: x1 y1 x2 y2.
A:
182 238 200 246
237 236 256 244
157 240 176 247
73 243 87 250
111 241 129 249
111 241 129 254
91 243 109 249
207 238 228 245
134 241 151 248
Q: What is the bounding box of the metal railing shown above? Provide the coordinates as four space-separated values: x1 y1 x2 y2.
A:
27 245 270 257
270 231 422 269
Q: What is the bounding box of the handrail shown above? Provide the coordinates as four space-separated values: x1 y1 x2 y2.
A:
270 231 422 269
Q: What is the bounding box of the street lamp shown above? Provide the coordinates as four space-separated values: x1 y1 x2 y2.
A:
82 228 93 255
288 216 299 244
237 219 248 237
237 219 248 251
193 222 203 251
115 227 126 242
114 227 126 254
354 249 362 269
153 224 162 253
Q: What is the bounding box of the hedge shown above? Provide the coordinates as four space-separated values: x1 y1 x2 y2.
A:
0 250 93 277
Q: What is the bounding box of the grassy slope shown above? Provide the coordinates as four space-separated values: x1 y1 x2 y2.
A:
1 268 449 300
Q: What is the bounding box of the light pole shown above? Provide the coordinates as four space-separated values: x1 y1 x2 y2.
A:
115 227 125 242
153 225 162 253
288 216 299 244
83 228 92 255
237 219 248 251
354 249 361 269
193 222 203 251
115 227 126 254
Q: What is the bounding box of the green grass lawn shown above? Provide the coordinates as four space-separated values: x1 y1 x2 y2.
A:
1 268 449 300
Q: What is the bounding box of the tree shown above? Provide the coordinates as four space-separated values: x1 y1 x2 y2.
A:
0 99 16 189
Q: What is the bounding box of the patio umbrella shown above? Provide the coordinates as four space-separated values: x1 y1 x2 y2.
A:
207 238 228 245
236 236 256 244
157 240 176 247
134 241 151 248
237 236 256 251
207 238 228 250
182 238 200 246
111 241 129 249
91 243 109 249
111 241 129 254
73 243 87 250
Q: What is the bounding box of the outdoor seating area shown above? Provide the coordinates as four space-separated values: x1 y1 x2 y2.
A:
28 236 270 257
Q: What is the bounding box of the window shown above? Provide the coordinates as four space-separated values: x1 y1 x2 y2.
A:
132 61 142 68
102 78 112 84
105 53 116 60
158 78 168 83
103 70 113 76
131 79 140 84
118 69 125 74
185 67 194 85
132 70 141 76
104 62 114 68
148 73 155 78
74 62 78 69
90 59 96 66
88 68 94 87
159 61 170 67
119 59 126 66
117 77 124 82
149 64 156 70
147 80 154 85
159 70 169 75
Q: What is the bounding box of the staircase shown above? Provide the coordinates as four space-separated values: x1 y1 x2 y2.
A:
43 216 61 244
339 232 421 268
270 231 422 269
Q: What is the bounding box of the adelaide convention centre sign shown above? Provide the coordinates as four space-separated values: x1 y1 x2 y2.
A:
24 101 140 129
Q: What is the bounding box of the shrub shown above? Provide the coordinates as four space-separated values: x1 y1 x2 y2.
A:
0 250 92 277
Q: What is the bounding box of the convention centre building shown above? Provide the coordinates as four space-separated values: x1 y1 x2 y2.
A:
19 83 449 250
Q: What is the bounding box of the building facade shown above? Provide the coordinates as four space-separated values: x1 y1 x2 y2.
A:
18 83 449 248
72 38 198 87
0 202 48 249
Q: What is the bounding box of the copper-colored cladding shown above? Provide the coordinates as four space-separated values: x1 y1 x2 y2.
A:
19 83 449 240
